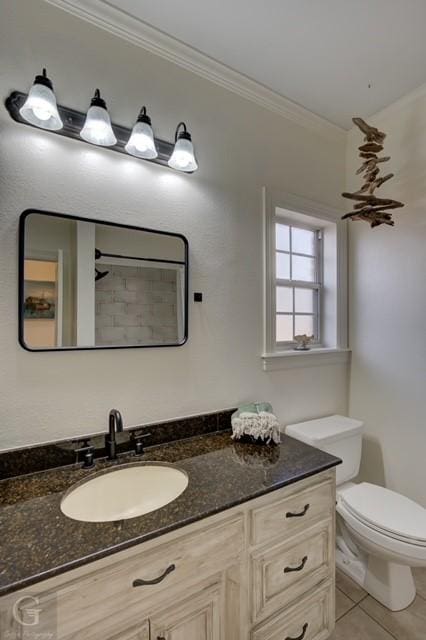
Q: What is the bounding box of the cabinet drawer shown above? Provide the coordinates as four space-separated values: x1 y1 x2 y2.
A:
18 515 243 640
252 581 333 640
250 478 334 547
251 519 333 622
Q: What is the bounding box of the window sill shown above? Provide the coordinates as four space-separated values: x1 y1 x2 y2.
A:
261 348 351 371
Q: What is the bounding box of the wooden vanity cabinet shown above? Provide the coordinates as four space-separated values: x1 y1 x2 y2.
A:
0 469 335 640
107 581 223 640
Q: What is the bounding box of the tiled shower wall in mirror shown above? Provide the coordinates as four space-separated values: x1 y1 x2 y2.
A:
95 265 178 345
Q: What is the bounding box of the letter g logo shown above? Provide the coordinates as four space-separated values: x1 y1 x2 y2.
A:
12 595 42 627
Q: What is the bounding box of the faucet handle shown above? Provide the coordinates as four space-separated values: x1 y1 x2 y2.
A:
130 431 152 456
74 439 95 468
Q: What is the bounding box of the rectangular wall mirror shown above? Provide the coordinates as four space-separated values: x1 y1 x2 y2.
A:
19 210 188 351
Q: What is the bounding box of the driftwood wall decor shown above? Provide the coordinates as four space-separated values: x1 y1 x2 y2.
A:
342 117 404 227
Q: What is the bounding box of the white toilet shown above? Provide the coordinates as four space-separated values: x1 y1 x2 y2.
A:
285 415 426 611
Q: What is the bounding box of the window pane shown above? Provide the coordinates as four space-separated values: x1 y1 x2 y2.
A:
295 288 314 314
276 252 290 279
295 315 314 336
292 255 315 282
276 315 293 341
292 227 315 255
276 224 290 251
276 287 293 312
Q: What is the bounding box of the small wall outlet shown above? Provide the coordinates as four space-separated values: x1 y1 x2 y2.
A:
194 292 203 302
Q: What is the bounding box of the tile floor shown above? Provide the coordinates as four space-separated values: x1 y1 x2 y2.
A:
332 568 426 639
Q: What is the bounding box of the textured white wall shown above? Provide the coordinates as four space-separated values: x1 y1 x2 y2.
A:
0 0 348 450
347 95 426 506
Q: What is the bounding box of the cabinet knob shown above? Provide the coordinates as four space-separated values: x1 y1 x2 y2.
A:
285 622 308 640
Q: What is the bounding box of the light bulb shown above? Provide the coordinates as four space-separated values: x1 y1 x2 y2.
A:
125 106 158 159
32 104 51 121
19 68 63 130
168 122 198 172
80 89 117 147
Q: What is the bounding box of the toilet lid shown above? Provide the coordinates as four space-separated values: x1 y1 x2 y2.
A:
340 483 426 545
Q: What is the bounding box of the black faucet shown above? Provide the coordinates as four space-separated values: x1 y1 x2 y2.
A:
106 409 124 460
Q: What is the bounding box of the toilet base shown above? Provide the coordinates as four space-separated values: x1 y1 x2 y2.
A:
364 556 416 611
336 547 366 587
336 547 416 611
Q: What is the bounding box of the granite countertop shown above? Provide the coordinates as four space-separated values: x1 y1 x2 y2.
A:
0 431 340 597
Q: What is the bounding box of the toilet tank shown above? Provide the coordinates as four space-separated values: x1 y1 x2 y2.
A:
285 415 364 486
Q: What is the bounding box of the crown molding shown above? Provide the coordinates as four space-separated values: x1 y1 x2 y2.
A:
44 0 345 140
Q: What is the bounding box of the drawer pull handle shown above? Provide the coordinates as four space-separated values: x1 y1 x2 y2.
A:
132 563 176 587
286 504 310 518
284 555 308 573
285 623 308 640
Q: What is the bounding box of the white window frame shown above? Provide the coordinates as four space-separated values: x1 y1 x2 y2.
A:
275 215 322 346
262 188 349 370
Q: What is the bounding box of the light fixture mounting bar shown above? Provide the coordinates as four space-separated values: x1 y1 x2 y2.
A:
5 91 175 169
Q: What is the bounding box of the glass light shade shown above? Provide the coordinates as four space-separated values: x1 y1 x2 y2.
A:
19 83 63 130
80 105 117 147
125 121 157 159
168 137 198 172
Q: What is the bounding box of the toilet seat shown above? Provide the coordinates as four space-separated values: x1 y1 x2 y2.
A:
337 500 426 566
339 482 426 547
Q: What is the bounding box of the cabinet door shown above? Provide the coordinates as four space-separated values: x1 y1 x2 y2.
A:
107 620 150 640
150 583 222 640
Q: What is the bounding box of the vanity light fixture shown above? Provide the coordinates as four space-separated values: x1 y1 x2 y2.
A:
6 75 198 172
168 122 198 172
19 68 63 131
125 106 158 159
80 89 117 147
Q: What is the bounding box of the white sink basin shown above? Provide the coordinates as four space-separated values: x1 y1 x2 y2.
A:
60 462 189 523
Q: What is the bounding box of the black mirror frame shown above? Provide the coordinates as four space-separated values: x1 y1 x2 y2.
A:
18 209 189 352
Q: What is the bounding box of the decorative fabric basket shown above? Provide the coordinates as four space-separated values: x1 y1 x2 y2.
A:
231 402 281 445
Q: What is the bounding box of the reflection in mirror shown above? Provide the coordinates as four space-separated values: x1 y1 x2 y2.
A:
20 211 188 350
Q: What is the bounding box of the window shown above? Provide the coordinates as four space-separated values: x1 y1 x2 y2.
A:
275 220 321 343
263 188 349 366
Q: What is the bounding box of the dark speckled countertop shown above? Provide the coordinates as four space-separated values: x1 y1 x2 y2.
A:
0 431 340 597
